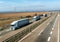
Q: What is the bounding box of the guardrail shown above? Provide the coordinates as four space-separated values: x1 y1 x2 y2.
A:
3 16 51 42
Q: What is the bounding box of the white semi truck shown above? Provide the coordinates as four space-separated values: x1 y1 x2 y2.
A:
10 18 29 30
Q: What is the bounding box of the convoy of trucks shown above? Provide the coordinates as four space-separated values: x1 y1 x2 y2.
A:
10 14 48 30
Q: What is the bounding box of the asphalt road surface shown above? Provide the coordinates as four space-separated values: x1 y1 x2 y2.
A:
0 16 46 42
35 14 57 42
50 14 60 42
18 14 57 42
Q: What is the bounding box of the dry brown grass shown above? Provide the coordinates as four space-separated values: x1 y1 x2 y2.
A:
0 12 49 29
0 12 48 18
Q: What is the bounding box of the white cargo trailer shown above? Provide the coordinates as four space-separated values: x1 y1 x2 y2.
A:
10 18 29 30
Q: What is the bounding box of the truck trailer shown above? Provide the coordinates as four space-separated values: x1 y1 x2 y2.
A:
10 18 29 30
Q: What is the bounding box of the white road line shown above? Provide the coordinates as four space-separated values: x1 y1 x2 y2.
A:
57 14 59 42
18 16 52 42
47 36 51 42
18 33 31 42
58 14 60 16
32 20 49 33
52 28 54 30
18 22 45 42
38 19 53 36
50 31 52 35
38 30 44 36
19 27 39 42
48 15 58 42
18 23 43 42
18 20 45 42
31 27 39 32
53 15 58 28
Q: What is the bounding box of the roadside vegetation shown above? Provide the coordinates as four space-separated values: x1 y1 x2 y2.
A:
3 15 51 42
0 12 48 31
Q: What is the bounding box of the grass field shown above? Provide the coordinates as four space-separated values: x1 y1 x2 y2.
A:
0 12 48 30
0 12 48 18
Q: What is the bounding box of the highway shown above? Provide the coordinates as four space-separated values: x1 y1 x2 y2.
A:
0 15 47 42
50 14 60 42
0 13 59 42
18 13 57 42
0 16 45 36
59 14 60 42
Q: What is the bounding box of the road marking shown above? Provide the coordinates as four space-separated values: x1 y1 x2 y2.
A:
57 14 59 42
52 28 54 30
58 14 60 16
31 27 39 32
48 14 58 42
19 20 46 42
18 33 31 42
38 19 53 36
47 36 51 42
32 19 49 33
53 15 58 28
18 16 52 42
50 31 52 35
19 22 45 42
38 30 44 36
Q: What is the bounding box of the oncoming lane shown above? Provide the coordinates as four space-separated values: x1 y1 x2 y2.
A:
50 14 60 42
35 15 57 42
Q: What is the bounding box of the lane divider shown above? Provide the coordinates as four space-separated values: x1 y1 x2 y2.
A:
18 16 52 42
52 28 54 31
38 30 44 36
47 36 51 42
50 31 53 35
57 14 59 42
18 33 31 42
47 15 58 42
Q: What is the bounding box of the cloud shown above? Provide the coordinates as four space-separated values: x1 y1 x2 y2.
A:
0 0 60 12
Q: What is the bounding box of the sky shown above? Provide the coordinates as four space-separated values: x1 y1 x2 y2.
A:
0 0 60 12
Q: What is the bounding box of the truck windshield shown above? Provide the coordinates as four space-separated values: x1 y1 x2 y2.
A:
11 25 14 26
